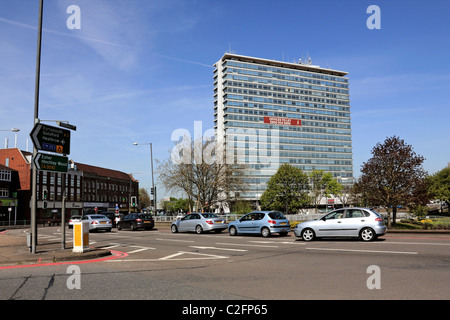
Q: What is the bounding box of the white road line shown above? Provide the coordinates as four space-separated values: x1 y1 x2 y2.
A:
155 238 195 243
248 240 305 245
216 242 278 248
108 251 229 262
190 246 248 252
101 244 120 249
306 247 418 255
127 246 155 254
386 241 450 246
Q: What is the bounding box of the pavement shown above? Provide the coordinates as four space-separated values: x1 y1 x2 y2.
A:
0 227 112 268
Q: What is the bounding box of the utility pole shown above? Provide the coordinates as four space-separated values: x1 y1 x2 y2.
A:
31 0 44 254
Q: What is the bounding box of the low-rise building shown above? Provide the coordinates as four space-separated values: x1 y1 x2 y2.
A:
0 148 139 224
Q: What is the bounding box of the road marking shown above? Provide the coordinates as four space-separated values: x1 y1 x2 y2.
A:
155 238 195 243
216 242 278 248
127 246 155 254
190 246 248 252
386 241 450 246
248 240 305 245
306 247 418 255
108 251 228 262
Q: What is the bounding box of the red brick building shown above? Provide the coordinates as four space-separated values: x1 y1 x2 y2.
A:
0 148 139 224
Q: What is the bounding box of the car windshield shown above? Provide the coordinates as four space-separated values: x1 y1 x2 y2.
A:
201 213 218 218
268 212 286 220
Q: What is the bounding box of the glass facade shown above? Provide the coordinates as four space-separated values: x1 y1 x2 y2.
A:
214 54 353 200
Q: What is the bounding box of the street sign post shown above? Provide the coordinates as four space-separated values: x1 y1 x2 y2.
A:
33 152 69 173
30 123 71 155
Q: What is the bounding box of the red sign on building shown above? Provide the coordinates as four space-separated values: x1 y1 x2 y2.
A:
263 117 302 126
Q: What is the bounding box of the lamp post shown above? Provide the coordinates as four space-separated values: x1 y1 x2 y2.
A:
133 142 156 215
30 0 44 254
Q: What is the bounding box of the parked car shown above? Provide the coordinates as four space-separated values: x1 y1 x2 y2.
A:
68 215 82 229
117 213 154 231
82 214 112 232
171 213 228 234
294 207 387 242
228 211 290 237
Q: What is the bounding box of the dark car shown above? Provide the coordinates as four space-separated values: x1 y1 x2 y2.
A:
100 212 117 227
117 213 154 231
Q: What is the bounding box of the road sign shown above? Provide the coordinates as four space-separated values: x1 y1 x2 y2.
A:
30 123 71 155
33 153 69 173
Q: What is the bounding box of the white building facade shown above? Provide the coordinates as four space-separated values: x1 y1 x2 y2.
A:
213 53 353 201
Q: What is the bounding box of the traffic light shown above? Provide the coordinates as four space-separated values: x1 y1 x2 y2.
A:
131 196 137 208
43 189 48 209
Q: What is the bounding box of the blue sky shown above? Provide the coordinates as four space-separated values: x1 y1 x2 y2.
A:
1 0 449 198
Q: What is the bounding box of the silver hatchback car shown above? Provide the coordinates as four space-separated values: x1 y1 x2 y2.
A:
228 211 291 237
294 207 386 241
171 213 228 234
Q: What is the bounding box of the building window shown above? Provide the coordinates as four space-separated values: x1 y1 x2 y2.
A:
0 188 9 198
0 170 11 182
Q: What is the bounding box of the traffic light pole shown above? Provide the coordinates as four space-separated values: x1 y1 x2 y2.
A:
31 0 44 254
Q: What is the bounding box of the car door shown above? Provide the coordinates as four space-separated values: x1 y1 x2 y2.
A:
178 214 191 232
237 213 257 234
187 213 201 232
316 209 346 237
341 209 367 236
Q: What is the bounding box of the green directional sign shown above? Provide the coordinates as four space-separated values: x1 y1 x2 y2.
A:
34 153 69 173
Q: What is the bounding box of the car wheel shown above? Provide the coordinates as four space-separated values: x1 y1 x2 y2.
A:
261 227 271 238
301 228 315 241
360 228 376 241
195 225 203 234
171 225 178 233
229 226 237 236
117 224 122 230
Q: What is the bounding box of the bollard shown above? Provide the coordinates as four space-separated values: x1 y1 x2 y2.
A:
72 221 90 253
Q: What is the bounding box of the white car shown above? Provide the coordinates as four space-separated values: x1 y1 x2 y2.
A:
294 207 386 241
68 215 82 229
82 214 112 232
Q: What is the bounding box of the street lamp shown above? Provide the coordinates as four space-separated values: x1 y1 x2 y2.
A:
133 142 156 215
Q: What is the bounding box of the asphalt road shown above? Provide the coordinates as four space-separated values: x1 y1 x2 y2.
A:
1 226 449 303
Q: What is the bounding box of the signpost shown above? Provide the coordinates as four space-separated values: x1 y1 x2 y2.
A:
30 121 74 252
33 153 68 173
30 123 71 155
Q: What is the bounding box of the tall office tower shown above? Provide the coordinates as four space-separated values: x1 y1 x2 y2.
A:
213 53 353 201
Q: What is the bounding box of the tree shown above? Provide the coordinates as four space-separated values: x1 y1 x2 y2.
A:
260 164 310 213
354 136 427 227
309 169 342 213
427 167 450 213
157 137 246 212
139 188 150 209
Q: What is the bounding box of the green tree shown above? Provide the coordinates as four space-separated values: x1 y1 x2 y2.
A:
354 136 427 227
260 164 310 213
427 167 450 213
309 169 342 213
139 188 150 209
